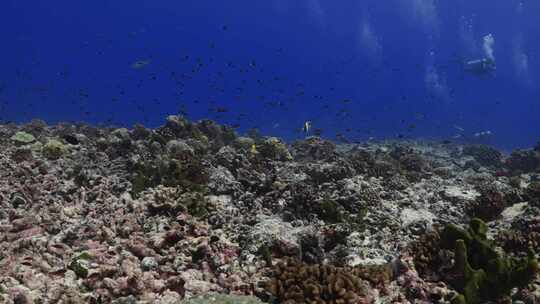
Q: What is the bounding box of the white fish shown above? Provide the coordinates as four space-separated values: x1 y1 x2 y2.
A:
302 121 312 134
474 130 492 137
131 60 151 69
453 125 465 132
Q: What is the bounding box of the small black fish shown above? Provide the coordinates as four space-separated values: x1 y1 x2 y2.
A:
62 134 79 145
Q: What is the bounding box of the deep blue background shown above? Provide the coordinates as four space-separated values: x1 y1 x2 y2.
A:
1 0 539 150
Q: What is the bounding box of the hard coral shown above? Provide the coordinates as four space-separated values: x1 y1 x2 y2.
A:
467 185 505 221
390 147 429 174
42 139 66 160
285 184 366 227
197 119 236 149
525 181 540 207
129 156 209 198
497 216 540 255
439 218 538 304
409 229 442 278
395 151 430 182
304 161 356 184
505 149 540 174
291 137 338 162
496 229 540 255
155 116 237 153
147 188 212 218
22 119 47 137
346 149 374 175
369 160 398 179
10 131 36 145
265 258 371 304
462 145 503 168
258 137 293 161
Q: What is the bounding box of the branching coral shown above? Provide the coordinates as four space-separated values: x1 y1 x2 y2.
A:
265 258 372 304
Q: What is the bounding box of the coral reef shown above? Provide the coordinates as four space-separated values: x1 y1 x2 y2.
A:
0 117 539 303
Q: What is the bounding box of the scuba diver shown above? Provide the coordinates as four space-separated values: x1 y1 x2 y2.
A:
463 34 496 76
464 57 496 75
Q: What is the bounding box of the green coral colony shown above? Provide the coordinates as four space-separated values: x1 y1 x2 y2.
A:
440 218 538 304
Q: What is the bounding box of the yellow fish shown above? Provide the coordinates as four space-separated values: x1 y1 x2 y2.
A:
250 143 259 154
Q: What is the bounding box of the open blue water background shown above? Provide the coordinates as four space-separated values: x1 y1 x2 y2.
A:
1 0 539 150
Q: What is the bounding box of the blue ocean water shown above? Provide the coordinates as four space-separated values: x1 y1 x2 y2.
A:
1 0 539 150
